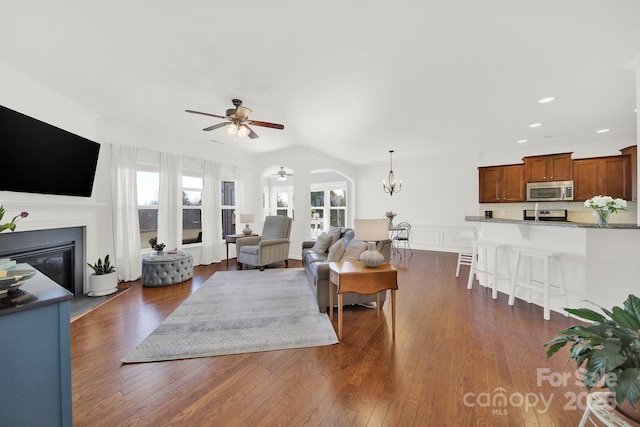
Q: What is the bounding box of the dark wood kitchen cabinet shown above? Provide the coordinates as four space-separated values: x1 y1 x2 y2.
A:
620 145 637 201
573 155 631 201
479 164 525 203
523 153 572 182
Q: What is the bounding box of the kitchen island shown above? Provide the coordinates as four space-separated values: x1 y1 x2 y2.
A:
0 265 73 427
464 216 640 315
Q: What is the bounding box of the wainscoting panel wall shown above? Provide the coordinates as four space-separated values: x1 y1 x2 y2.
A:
409 224 477 253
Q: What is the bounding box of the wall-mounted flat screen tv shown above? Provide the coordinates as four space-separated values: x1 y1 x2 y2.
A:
0 104 100 197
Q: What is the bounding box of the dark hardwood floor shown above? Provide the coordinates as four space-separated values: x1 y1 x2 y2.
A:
71 251 587 426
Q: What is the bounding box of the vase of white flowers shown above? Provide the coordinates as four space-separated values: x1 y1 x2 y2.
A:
384 211 397 229
584 195 627 225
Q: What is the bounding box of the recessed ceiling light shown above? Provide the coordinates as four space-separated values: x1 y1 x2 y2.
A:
529 123 542 128
596 128 610 133
517 139 527 143
538 97 555 104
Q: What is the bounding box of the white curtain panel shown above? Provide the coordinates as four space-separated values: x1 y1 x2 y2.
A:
200 160 222 264
158 152 182 251
110 144 142 281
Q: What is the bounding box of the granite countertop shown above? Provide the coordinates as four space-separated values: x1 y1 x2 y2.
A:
0 264 73 316
464 216 640 229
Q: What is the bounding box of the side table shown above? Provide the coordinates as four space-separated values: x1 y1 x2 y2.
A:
225 233 258 266
328 261 398 340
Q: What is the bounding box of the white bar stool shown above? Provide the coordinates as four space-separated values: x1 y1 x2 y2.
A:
456 231 476 277
508 246 568 320
466 240 511 299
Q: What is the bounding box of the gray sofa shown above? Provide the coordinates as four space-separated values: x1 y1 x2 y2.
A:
302 227 392 313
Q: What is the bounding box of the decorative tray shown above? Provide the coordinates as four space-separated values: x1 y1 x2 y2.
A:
0 269 37 293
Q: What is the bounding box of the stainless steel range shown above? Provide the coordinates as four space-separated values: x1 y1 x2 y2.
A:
523 209 568 221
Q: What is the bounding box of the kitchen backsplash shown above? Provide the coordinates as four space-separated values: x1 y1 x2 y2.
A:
479 201 638 224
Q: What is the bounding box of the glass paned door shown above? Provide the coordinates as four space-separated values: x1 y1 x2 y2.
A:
310 191 324 238
309 184 347 237
276 192 288 217
330 189 346 228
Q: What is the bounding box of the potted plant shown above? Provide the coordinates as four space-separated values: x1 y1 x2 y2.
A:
544 294 640 421
153 243 166 255
87 255 118 297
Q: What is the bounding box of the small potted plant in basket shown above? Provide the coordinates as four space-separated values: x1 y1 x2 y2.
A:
87 255 118 297
544 294 640 421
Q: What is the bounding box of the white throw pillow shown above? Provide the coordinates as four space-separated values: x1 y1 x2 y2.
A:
327 238 345 262
311 232 332 253
340 240 367 261
327 227 342 247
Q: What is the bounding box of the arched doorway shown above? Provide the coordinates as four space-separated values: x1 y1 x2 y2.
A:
261 166 294 220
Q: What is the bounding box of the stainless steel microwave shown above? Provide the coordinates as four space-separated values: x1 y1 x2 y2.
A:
526 180 574 201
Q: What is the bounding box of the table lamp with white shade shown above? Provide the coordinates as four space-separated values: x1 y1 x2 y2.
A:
354 218 389 267
239 213 255 235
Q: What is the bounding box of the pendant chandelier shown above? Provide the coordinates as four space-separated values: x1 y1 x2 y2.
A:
382 150 402 196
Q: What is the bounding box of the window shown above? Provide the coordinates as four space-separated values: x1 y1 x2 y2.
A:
276 191 289 217
329 189 346 227
137 168 159 250
182 175 202 244
274 185 294 218
221 180 235 239
310 183 347 236
310 190 325 238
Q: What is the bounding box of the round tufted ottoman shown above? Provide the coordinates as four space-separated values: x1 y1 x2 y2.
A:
142 252 194 287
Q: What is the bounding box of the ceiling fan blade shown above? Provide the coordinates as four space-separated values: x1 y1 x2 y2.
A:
185 109 228 120
202 122 229 131
247 120 285 130
246 125 259 139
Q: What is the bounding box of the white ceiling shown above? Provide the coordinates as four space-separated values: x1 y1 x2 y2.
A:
1 1 639 165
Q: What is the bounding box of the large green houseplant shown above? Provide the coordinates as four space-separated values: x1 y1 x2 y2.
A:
86 255 118 297
544 294 640 420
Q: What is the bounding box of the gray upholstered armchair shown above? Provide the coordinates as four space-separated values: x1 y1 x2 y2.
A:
236 215 292 271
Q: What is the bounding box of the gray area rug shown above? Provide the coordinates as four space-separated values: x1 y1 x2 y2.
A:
121 268 338 363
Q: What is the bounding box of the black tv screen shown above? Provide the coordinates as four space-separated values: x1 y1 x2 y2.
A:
0 104 100 197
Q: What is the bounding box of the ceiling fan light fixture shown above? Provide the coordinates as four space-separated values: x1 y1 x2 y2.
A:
277 166 288 181
225 123 238 136
237 125 250 138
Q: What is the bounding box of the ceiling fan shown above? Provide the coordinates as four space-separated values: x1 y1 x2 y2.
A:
276 166 292 181
185 99 284 139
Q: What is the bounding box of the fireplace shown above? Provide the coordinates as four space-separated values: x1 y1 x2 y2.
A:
0 226 84 296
